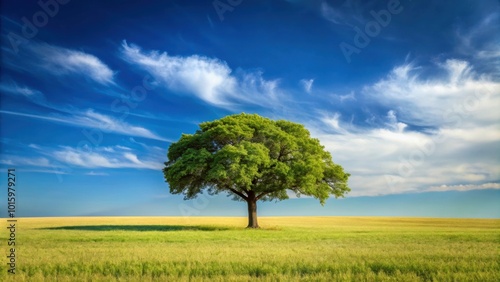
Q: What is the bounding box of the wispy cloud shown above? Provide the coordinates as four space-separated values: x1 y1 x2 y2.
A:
0 109 170 142
2 143 165 171
32 43 115 85
72 109 168 141
453 11 500 77
34 43 114 84
0 156 52 167
85 171 109 176
23 169 70 175
120 41 281 109
2 41 115 85
337 91 356 102
0 79 47 105
427 183 500 192
300 78 314 94
52 145 163 170
320 112 347 134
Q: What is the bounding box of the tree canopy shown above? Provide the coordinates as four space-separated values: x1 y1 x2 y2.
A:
163 113 350 228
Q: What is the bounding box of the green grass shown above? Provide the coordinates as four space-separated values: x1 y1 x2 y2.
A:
1 216 499 281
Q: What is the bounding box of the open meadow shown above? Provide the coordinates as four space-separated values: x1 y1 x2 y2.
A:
1 216 499 281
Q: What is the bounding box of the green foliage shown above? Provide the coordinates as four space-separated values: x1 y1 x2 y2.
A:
164 113 350 204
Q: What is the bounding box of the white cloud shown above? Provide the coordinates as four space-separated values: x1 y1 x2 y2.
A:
121 41 281 108
313 125 500 196
309 58 500 196
28 144 41 150
320 112 345 133
31 43 115 85
0 156 51 167
300 78 314 94
24 169 69 175
452 11 500 78
0 109 170 142
1 143 165 172
85 171 109 176
385 110 407 133
74 109 168 141
0 79 46 105
52 145 163 170
365 59 500 127
2 42 114 85
476 49 500 60
427 183 500 192
337 91 356 102
123 152 142 164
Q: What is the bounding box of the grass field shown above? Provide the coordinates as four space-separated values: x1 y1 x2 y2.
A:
1 216 499 281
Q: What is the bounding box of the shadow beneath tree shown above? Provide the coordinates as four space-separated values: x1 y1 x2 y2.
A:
40 225 233 232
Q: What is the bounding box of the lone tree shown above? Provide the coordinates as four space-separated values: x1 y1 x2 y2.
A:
163 113 350 228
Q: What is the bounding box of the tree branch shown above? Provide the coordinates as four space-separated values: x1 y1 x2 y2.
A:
256 191 271 201
228 188 248 201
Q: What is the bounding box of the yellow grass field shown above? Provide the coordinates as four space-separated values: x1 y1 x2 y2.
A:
1 216 499 281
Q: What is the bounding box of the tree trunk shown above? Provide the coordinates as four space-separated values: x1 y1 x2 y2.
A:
246 191 259 228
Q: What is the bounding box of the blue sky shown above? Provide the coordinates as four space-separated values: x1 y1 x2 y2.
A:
1 0 499 218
